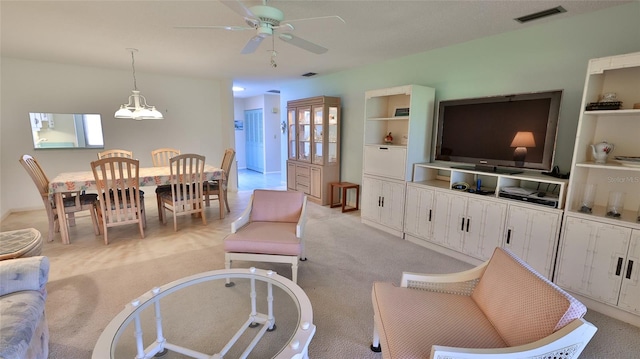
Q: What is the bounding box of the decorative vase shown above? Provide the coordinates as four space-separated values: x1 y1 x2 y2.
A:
591 141 614 164
384 132 393 144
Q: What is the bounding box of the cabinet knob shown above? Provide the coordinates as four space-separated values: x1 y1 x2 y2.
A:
616 257 624 276
626 260 634 279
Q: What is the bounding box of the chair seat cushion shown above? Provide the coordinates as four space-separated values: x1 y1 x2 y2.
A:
372 282 506 359
224 222 301 256
155 184 172 194
58 193 98 208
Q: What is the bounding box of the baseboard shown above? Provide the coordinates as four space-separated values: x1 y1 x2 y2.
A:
360 219 403 238
404 234 484 267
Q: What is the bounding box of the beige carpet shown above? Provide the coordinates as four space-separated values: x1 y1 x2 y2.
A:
2 189 639 358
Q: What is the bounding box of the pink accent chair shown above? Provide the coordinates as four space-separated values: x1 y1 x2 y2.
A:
371 247 597 359
223 190 307 284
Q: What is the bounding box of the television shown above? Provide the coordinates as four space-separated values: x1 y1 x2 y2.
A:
434 90 562 174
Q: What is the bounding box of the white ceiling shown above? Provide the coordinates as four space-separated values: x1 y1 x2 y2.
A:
1 0 630 98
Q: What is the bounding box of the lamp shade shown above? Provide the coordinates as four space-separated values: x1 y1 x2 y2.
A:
510 131 536 148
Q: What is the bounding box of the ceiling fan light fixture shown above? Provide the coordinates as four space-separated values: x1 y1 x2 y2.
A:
114 48 164 120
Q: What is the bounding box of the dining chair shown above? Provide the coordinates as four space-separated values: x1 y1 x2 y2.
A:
97 149 134 159
204 148 235 217
159 154 207 231
91 157 146 244
19 154 99 242
151 148 181 222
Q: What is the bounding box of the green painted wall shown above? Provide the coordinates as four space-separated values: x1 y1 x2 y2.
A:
279 2 640 184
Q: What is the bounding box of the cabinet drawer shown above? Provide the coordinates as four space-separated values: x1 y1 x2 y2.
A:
296 174 310 186
296 183 310 194
296 166 310 176
363 145 407 180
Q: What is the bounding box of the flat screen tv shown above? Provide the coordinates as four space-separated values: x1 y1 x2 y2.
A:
434 90 562 174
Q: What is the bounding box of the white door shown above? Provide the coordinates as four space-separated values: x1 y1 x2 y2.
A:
619 230 640 314
379 180 406 231
463 198 507 261
432 191 466 251
361 176 381 222
245 109 264 173
404 185 435 240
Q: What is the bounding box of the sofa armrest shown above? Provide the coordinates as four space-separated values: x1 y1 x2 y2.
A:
430 318 597 359
0 256 49 297
400 260 489 295
231 195 254 233
296 196 308 239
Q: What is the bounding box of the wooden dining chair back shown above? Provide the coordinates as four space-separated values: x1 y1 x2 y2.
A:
91 157 146 244
19 154 99 242
160 153 207 231
151 148 181 222
151 148 181 167
97 149 134 159
204 148 235 217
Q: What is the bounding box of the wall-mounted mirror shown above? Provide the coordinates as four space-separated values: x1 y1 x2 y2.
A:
30 113 104 149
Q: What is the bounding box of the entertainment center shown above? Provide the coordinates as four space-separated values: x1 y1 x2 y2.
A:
360 51 640 327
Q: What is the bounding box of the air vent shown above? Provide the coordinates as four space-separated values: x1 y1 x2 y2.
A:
515 6 566 23
267 89 280 94
302 72 317 77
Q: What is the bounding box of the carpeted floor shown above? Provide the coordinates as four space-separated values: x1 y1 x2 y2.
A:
2 189 639 358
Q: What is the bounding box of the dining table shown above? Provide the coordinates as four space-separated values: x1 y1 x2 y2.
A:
48 165 225 244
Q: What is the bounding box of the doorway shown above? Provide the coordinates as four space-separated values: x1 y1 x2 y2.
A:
244 109 264 173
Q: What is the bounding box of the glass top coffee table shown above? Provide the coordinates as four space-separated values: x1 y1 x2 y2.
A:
93 268 315 359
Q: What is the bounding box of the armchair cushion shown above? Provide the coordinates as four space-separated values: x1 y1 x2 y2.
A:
372 282 506 358
470 248 586 347
224 222 300 256
249 190 304 223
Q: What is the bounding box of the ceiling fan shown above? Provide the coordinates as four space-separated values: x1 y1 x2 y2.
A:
176 0 344 55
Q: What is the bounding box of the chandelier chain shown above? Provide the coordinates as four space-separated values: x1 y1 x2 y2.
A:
130 50 138 91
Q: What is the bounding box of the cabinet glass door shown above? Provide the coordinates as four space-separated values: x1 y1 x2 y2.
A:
313 106 324 165
327 106 338 165
297 107 311 162
288 108 296 160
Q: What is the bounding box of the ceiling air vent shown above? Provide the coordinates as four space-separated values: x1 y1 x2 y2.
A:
302 72 317 77
267 90 280 94
515 6 566 23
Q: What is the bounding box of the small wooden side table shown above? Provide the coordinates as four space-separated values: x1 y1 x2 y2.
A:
329 182 360 213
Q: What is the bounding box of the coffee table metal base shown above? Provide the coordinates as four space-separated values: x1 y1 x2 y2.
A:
93 267 315 359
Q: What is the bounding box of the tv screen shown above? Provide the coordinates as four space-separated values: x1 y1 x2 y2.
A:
434 90 562 173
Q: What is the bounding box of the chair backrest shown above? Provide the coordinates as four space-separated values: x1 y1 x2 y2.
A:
169 154 206 211
91 157 142 224
151 148 181 167
220 148 236 181
250 190 305 223
471 247 587 347
97 149 133 159
19 154 50 199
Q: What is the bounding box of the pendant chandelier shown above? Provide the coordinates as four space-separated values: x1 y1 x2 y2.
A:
114 48 163 120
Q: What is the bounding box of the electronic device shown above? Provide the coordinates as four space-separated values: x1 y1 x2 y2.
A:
434 90 562 174
498 189 559 208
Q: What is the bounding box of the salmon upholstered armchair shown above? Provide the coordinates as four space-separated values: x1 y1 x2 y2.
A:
370 247 597 359
223 190 307 284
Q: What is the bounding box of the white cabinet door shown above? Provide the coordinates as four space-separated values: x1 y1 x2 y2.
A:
556 216 631 306
463 198 507 261
380 180 406 231
617 230 640 314
504 204 561 279
431 191 466 252
404 185 435 240
361 176 382 222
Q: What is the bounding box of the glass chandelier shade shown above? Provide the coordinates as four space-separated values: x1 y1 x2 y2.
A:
115 49 163 120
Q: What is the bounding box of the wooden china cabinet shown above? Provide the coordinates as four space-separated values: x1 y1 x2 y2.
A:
286 96 341 205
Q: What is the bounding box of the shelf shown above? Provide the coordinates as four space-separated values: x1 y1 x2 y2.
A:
365 143 407 148
583 109 640 116
575 161 640 171
567 206 640 228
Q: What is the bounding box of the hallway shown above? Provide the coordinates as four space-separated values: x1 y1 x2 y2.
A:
237 168 285 191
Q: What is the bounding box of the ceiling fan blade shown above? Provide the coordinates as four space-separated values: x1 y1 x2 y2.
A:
241 35 265 54
220 0 256 19
174 25 252 31
282 15 345 25
279 33 328 54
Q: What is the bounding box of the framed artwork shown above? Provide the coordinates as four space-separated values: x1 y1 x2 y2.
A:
394 107 410 117
234 120 243 130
